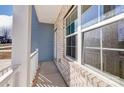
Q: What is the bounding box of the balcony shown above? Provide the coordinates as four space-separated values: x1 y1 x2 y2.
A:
0 49 38 87
0 5 124 87
0 49 67 87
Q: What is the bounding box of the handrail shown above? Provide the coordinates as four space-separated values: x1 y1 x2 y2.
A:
0 64 20 87
0 50 12 52
0 46 12 49
30 49 38 58
0 65 12 77
29 48 38 86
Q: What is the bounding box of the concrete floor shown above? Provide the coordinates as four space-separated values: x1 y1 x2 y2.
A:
35 61 67 87
0 59 11 71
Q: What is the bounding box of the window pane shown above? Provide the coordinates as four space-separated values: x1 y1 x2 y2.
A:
70 22 75 34
66 26 70 35
103 5 115 14
100 5 124 20
70 8 77 24
71 35 76 46
67 37 71 46
84 29 100 47
71 47 76 58
66 47 71 56
70 8 78 33
102 20 124 49
66 7 77 35
115 5 124 15
100 5 115 20
84 49 101 69
66 17 70 27
81 5 98 28
66 35 77 59
103 50 124 79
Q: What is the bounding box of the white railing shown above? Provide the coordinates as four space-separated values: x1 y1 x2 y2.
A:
29 49 38 86
0 46 12 50
0 46 12 52
0 48 38 87
0 65 20 87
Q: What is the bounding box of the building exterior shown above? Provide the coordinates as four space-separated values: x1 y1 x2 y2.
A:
54 5 124 87
0 5 124 87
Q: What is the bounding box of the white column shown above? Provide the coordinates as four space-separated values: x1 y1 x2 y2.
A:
12 5 32 87
77 5 82 64
54 30 57 60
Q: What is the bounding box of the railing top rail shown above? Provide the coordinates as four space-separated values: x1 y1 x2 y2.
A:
0 65 12 76
0 64 20 87
0 46 12 49
0 50 12 52
30 49 38 58
0 65 20 77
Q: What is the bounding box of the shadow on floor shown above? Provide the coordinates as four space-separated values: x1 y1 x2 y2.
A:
35 61 67 87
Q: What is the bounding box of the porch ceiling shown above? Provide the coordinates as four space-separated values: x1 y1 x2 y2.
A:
35 5 62 24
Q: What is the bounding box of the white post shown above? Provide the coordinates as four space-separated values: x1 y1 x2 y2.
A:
54 30 57 60
77 5 82 64
12 5 32 87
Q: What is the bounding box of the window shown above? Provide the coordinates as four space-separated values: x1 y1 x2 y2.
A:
83 20 124 79
65 5 124 82
66 7 77 59
81 5 99 28
103 50 124 79
83 28 101 69
84 48 101 69
102 20 124 79
84 29 100 47
81 5 124 29
102 20 124 49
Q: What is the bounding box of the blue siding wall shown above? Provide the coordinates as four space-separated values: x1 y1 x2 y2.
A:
31 6 54 61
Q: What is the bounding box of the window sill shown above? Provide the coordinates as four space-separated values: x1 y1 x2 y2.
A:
64 55 77 63
64 55 124 86
82 64 124 87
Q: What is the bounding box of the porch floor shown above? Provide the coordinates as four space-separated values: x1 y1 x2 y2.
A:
35 61 67 87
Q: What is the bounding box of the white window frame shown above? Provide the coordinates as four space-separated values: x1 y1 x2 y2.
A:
81 5 124 85
64 5 124 86
64 6 79 62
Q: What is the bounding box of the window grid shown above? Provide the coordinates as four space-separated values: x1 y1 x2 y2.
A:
65 6 78 59
81 5 124 80
65 5 124 82
81 6 124 33
83 20 124 79
100 28 103 71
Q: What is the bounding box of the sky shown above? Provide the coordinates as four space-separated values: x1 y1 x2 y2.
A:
0 5 13 27
0 5 13 16
0 5 13 38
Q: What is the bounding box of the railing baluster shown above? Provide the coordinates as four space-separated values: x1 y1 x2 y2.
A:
29 49 38 86
0 48 38 87
0 65 20 87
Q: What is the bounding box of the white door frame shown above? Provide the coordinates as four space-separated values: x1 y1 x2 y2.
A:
54 28 57 60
